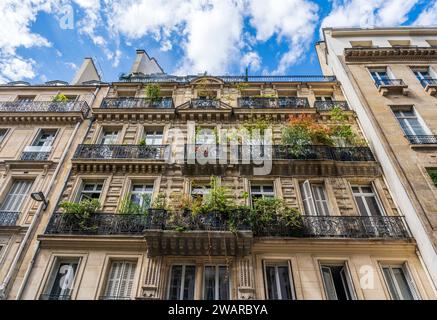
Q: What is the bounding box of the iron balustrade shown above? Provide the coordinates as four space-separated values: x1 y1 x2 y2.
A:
419 78 437 87
405 135 437 145
257 215 410 239
73 144 170 160
20 152 50 161
0 211 20 226
191 98 220 108
374 79 406 87
0 101 90 117
100 97 174 109
237 97 310 109
39 294 71 300
185 145 375 162
99 296 132 300
45 211 410 239
118 74 337 83
314 100 349 111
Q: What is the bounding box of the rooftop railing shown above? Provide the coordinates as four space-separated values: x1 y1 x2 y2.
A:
0 101 89 117
100 97 174 109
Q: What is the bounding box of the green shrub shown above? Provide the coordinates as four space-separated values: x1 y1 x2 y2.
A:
58 199 101 231
119 194 151 215
52 93 69 102
427 169 437 187
145 83 161 101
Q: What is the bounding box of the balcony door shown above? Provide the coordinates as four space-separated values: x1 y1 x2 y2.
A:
393 108 429 137
99 129 119 145
42 258 79 300
300 180 330 216
1 180 33 213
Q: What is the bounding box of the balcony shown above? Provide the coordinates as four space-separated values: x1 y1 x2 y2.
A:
39 294 71 300
237 97 310 109
0 211 19 226
73 144 170 160
344 46 437 62
374 79 408 96
314 100 349 111
100 97 174 109
20 146 52 161
0 101 89 118
257 215 411 239
405 135 437 145
419 78 437 96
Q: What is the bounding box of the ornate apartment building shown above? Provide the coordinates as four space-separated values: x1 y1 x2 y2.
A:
1 48 436 300
318 27 437 288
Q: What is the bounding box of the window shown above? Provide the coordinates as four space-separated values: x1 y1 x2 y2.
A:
393 108 429 136
250 183 275 204
320 264 356 300
130 184 153 208
352 185 384 217
1 180 33 212
427 168 437 187
143 129 163 145
381 264 419 300
99 129 119 145
300 181 330 216
42 258 79 300
16 96 35 102
103 261 136 300
77 182 103 202
264 262 295 300
203 265 230 300
168 265 196 300
412 67 435 87
315 96 333 101
0 129 8 144
196 127 216 144
32 129 57 147
369 68 392 86
388 40 411 47
191 184 211 203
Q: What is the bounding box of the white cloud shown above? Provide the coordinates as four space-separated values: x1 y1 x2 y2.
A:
65 62 78 70
414 2 437 26
241 52 261 72
321 0 418 31
247 0 319 74
0 56 37 81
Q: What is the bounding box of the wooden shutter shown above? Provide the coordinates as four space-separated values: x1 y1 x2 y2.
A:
105 261 123 298
301 180 317 215
105 261 136 299
118 262 136 298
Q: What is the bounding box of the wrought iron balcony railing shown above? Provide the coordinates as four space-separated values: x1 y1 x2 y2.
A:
191 98 220 108
419 78 437 87
45 211 410 240
20 152 50 161
257 215 411 239
0 101 89 117
374 79 406 87
405 135 437 145
237 97 309 109
99 296 132 300
314 100 349 111
39 294 72 300
118 74 337 83
185 145 375 162
100 97 174 109
73 144 170 160
0 211 20 226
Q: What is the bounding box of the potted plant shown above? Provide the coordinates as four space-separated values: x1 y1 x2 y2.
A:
58 199 101 232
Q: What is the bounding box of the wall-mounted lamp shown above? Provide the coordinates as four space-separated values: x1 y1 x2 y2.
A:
31 191 49 210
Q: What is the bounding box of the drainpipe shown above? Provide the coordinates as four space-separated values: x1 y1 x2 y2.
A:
1 88 100 300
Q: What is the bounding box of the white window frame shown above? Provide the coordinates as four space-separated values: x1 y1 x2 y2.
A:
320 263 356 300
203 265 231 300
392 107 431 136
103 260 137 300
1 180 33 212
143 129 163 145
167 264 197 300
300 180 330 216
250 183 275 207
263 261 296 300
351 184 385 217
381 263 420 300
0 128 9 144
130 183 154 208
368 67 395 85
191 184 211 203
77 182 103 202
99 129 119 145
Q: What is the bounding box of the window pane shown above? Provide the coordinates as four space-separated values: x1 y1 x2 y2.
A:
364 196 383 216
183 266 196 300
392 268 414 300
168 266 182 300
354 196 368 216
204 266 215 300
265 266 278 299
277 266 293 300
383 267 400 300
218 266 230 300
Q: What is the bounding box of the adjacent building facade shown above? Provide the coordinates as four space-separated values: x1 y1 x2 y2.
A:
318 27 437 288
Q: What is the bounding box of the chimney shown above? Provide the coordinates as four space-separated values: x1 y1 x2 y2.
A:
71 57 101 85
130 49 164 75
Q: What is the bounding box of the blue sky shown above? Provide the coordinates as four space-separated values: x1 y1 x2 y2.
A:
0 0 436 84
